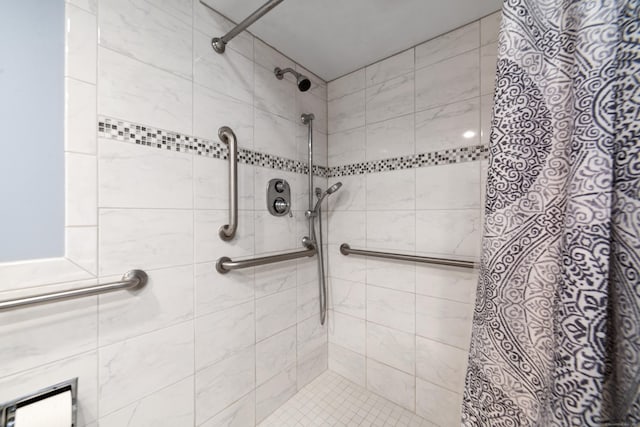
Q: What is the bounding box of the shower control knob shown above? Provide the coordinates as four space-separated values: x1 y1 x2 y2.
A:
274 180 286 193
273 198 289 214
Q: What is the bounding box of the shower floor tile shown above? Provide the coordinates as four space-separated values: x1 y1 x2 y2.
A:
258 370 433 427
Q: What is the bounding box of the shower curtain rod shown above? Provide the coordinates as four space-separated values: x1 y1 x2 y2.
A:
201 0 285 54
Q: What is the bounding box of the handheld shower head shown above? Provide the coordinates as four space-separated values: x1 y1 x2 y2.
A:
313 182 342 212
274 67 311 92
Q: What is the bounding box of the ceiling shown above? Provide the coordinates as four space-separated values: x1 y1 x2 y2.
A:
203 0 502 81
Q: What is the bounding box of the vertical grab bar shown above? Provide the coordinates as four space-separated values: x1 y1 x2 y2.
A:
219 126 238 241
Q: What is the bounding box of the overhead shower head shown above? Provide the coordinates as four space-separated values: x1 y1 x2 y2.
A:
274 67 311 92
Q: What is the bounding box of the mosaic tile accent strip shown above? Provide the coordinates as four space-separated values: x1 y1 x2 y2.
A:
98 117 328 177
328 145 489 177
98 117 487 179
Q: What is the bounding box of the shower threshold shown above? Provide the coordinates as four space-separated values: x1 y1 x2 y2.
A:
259 370 432 427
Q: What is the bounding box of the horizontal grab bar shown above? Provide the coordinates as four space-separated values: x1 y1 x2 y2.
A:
0 270 148 311
340 244 475 269
216 248 316 274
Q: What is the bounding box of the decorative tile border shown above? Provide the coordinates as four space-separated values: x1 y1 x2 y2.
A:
98 117 487 179
328 145 489 177
98 117 328 177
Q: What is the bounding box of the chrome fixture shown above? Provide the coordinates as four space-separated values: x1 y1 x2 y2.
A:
1 378 78 427
267 178 292 216
0 270 148 311
218 126 238 241
216 247 316 274
301 113 341 325
340 244 476 269
275 67 312 92
204 0 285 54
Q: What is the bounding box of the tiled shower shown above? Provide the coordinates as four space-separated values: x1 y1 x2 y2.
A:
0 1 500 426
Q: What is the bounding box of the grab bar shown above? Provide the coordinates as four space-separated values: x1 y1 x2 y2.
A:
218 126 238 241
340 244 475 269
216 248 316 274
0 270 148 311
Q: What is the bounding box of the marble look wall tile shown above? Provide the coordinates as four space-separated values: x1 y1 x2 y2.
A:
254 39 295 78
297 345 327 389
98 47 192 135
65 77 96 154
415 98 480 152
255 287 297 341
328 127 366 167
254 211 297 254
296 126 328 167
481 42 499 96
367 359 415 411
328 69 365 101
365 258 415 293
145 0 192 25
195 2 253 59
195 300 254 370
297 315 327 358
98 0 192 78
65 152 97 226
199 391 255 427
365 73 414 124
366 210 416 252
194 210 254 263
254 108 297 160
328 211 366 246
415 51 479 112
416 337 468 393
328 343 366 387
416 295 473 350
328 90 365 134
481 94 494 146
195 346 255 425
98 321 194 416
194 31 253 104
0 288 97 371
366 114 415 161
367 322 415 374
0 351 98 426
415 162 481 210
327 175 366 211
193 83 254 148
254 260 297 298
66 226 98 274
415 22 479 70
256 326 297 385
297 277 321 322
366 169 415 210
99 377 194 427
99 208 193 275
66 4 96 82
255 64 297 121
99 139 193 209
416 379 463 427
255 365 297 423
328 310 365 354
366 49 414 87
67 0 97 14
415 265 478 304
195 263 254 317
99 265 194 346
367 285 415 334
328 244 366 282
481 11 502 46
415 210 481 258
194 158 254 211
329 278 365 319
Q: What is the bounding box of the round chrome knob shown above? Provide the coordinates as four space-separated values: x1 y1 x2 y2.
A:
274 180 286 193
273 198 289 214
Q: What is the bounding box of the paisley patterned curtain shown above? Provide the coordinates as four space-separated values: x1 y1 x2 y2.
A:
463 0 640 425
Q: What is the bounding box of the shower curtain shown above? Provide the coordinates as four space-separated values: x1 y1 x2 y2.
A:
463 0 639 425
